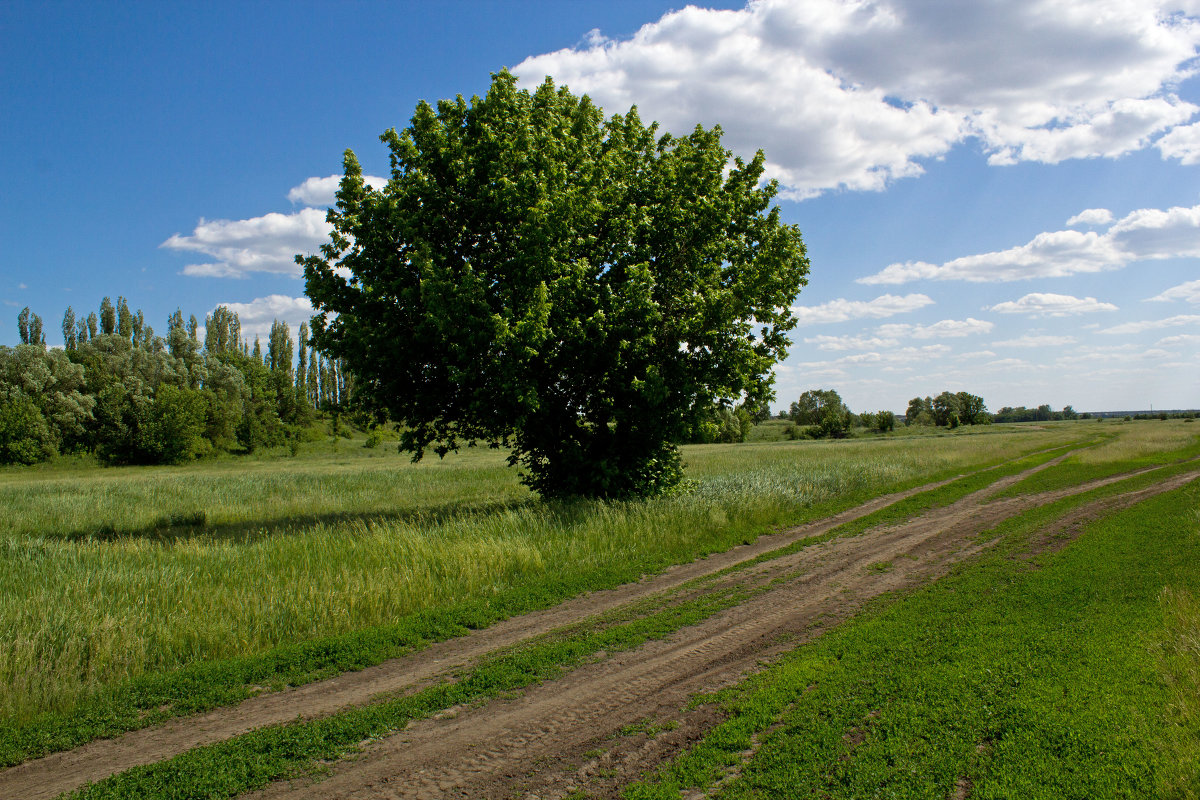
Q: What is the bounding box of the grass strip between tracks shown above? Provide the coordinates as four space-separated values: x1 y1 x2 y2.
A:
3 438 1088 770
623 463 1200 800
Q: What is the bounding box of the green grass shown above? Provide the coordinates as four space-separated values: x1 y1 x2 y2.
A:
623 462 1200 799
0 427 1085 764
994 419 1200 498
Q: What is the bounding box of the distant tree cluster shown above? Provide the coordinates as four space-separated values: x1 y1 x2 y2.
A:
0 301 350 466
784 389 895 439
992 404 1077 423
905 391 989 428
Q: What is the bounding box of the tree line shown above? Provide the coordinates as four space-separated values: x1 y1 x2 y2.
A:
779 388 991 439
0 300 350 465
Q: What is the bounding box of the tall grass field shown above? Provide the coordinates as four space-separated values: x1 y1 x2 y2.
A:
0 423 1099 728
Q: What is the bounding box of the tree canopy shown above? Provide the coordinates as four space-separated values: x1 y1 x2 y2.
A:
302 71 810 498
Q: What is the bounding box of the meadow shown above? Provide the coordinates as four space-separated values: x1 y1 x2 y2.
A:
0 423 1086 731
5 418 1200 800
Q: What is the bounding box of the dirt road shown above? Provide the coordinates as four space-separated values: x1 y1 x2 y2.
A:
4 455 1195 800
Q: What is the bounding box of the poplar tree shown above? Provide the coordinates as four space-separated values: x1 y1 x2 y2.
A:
307 351 319 407
62 306 77 351
295 321 309 402
267 320 293 376
116 297 134 340
99 297 116 335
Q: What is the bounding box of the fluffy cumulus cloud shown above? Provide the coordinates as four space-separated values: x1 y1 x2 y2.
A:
514 0 1200 197
791 293 933 325
1157 120 1200 164
1148 279 1200 303
1066 208 1115 227
165 174 393 278
212 294 315 342
162 208 330 278
989 293 1119 316
287 174 388 207
860 203 1200 284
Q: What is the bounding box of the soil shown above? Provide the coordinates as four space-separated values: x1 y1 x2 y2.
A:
2 455 1196 800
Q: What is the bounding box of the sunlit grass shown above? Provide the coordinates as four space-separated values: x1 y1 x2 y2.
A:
0 426 1084 724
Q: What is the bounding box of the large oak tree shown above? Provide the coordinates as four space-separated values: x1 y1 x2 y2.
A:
302 72 810 498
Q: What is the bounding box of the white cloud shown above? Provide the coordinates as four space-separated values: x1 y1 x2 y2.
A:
514 0 1200 198
992 334 1079 347
803 334 899 351
988 292 1118 316
213 295 315 342
1066 208 1114 227
791 293 933 325
1157 333 1200 345
162 208 330 278
287 174 388 207
1148 279 1200 303
986 357 1031 369
860 203 1200 284
875 317 994 339
795 344 950 371
1099 314 1200 334
802 317 991 351
1157 120 1200 164
1108 204 1200 260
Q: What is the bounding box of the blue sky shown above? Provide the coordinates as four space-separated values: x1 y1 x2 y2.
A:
3 1 1199 413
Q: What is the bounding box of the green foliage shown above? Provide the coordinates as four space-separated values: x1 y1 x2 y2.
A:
0 391 55 464
687 405 754 444
301 71 809 498
789 389 846 426
789 390 853 439
2 299 355 466
0 344 94 456
875 410 896 432
94 383 208 465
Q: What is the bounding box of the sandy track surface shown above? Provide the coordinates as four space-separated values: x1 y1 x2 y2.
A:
5 452 1193 800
